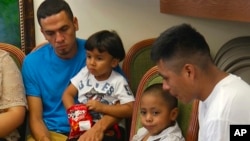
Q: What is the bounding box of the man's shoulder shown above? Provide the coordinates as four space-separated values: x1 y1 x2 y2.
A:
24 43 51 62
76 38 86 46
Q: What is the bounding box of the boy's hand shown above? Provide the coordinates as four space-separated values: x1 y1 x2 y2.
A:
86 100 104 112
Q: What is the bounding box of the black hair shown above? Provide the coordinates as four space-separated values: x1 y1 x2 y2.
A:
143 83 178 110
151 23 212 71
37 0 73 25
85 30 125 62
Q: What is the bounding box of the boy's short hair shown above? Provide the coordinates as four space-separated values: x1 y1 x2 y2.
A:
85 30 125 62
143 83 178 110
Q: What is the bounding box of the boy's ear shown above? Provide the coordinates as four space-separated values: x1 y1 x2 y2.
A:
111 58 120 68
170 107 179 121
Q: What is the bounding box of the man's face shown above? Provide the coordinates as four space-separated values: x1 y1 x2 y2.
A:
40 11 79 59
157 59 196 103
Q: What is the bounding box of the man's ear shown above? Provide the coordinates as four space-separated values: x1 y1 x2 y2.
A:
40 28 48 40
170 107 179 121
73 17 79 31
183 64 195 80
40 28 44 35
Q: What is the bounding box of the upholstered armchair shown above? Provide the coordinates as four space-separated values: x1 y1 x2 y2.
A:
122 38 156 95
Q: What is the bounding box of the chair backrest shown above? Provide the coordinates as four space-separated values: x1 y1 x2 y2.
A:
122 38 156 139
129 66 199 141
122 38 156 95
0 43 25 69
0 42 27 141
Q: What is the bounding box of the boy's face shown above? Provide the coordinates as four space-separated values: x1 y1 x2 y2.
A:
140 93 176 135
86 48 119 81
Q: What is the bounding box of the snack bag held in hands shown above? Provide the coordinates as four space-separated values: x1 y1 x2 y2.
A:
67 104 93 139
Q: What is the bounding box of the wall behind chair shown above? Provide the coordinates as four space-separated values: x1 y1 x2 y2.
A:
34 0 250 57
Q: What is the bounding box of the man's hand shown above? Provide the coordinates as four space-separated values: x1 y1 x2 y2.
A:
77 124 104 141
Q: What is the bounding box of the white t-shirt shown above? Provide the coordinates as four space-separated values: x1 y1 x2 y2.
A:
132 122 185 141
198 74 250 141
71 66 134 124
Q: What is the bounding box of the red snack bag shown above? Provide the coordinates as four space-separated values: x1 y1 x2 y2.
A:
67 104 93 139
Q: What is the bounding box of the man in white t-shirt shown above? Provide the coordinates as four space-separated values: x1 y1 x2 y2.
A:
150 23 250 141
